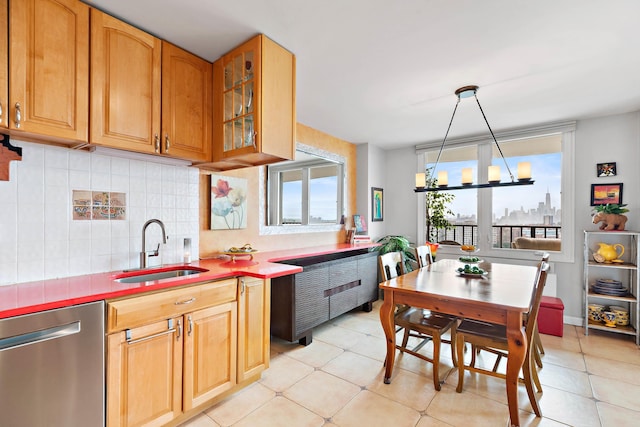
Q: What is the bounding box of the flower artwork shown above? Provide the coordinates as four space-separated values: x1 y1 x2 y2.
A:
211 176 247 229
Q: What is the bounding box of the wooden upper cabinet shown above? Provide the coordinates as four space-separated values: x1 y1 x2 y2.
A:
0 0 7 130
9 0 89 142
161 42 212 162
90 9 161 153
208 34 295 170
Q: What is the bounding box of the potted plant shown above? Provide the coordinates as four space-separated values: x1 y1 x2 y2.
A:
372 235 416 273
592 203 629 231
425 169 455 244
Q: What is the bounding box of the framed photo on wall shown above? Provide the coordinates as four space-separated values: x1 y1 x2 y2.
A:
371 187 383 222
590 183 623 206
596 162 617 177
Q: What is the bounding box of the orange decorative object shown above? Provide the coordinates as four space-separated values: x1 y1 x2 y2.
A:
427 242 439 258
0 134 21 181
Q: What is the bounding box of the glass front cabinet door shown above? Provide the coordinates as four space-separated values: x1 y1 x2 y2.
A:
223 42 257 154
212 34 295 169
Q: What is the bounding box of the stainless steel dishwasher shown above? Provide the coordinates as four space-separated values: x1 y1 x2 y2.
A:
0 301 105 427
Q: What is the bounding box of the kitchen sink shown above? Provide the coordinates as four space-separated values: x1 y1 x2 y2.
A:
114 266 209 283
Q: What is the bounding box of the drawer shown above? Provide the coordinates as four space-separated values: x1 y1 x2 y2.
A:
107 279 237 332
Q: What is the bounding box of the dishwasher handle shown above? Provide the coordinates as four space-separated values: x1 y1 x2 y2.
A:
0 321 81 352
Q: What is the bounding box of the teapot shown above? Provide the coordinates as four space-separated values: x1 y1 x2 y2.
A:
596 243 624 262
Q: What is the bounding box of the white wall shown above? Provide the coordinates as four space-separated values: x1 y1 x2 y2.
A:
376 111 640 321
0 140 200 285
356 143 387 241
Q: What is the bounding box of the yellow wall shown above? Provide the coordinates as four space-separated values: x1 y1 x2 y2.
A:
199 123 357 257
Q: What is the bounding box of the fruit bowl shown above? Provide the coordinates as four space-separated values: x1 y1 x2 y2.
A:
460 245 479 253
456 265 487 278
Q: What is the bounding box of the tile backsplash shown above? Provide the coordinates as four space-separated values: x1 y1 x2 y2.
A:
0 140 200 285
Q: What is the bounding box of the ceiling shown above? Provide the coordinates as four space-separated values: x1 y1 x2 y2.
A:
86 0 640 150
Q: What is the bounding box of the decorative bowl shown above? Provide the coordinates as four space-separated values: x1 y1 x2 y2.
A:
602 311 617 327
588 304 605 322
609 305 629 326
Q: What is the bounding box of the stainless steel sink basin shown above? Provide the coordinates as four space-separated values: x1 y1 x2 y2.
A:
114 267 208 283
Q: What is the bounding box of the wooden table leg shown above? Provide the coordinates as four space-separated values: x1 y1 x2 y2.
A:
380 291 395 384
506 311 527 427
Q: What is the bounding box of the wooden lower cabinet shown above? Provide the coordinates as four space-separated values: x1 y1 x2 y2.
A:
183 303 237 411
106 277 270 427
107 317 184 427
237 277 270 382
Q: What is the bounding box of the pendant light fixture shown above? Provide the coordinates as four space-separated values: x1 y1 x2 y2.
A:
414 85 534 192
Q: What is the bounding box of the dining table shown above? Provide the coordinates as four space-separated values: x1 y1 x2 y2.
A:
379 258 539 427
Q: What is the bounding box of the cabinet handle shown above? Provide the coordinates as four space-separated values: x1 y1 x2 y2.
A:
176 319 182 340
125 328 177 345
187 315 193 336
15 103 21 129
175 297 195 305
165 134 170 153
154 133 160 153
0 101 3 125
240 278 245 295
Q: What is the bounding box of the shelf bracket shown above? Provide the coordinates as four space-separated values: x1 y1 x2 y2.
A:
0 133 21 181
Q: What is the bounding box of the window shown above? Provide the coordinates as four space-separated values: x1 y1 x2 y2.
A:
268 158 344 226
417 122 575 262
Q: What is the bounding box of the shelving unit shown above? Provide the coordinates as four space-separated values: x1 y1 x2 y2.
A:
584 230 639 345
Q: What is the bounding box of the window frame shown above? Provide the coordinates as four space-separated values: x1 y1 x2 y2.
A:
268 159 344 226
416 121 576 263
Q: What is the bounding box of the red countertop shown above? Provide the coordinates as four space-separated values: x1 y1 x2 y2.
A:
0 243 379 319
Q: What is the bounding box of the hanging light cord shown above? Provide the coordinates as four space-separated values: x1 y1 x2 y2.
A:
474 94 515 182
428 87 516 186
430 97 461 184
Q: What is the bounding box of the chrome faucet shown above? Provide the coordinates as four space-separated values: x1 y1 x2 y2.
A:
140 219 168 269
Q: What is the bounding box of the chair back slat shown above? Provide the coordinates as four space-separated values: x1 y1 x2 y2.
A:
378 251 405 281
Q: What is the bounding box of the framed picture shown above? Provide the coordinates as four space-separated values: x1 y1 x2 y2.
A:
211 175 248 229
596 162 617 177
371 187 383 222
590 183 623 206
353 214 368 234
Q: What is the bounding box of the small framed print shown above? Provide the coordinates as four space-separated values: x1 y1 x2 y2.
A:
596 162 617 177
590 183 623 206
371 187 383 222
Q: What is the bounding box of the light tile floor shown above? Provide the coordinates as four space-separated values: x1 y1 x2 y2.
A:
180 302 640 427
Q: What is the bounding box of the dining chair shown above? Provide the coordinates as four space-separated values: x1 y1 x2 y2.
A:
413 245 433 267
474 252 549 390
455 261 550 417
379 251 457 391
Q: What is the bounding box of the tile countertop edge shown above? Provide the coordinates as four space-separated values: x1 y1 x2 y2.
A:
0 243 379 319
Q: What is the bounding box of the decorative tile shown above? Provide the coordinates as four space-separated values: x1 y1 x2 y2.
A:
72 190 126 220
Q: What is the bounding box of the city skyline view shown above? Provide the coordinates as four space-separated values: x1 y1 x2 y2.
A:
429 152 562 225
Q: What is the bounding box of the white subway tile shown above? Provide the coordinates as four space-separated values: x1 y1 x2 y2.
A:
45 146 69 169
91 154 111 174
111 157 130 176
17 259 44 283
69 170 91 187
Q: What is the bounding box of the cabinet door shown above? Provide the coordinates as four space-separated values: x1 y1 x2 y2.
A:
183 302 237 411
9 0 89 141
0 0 7 129
295 266 330 336
357 254 379 305
161 41 212 162
237 277 270 382
106 317 183 427
214 35 260 159
90 9 161 153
